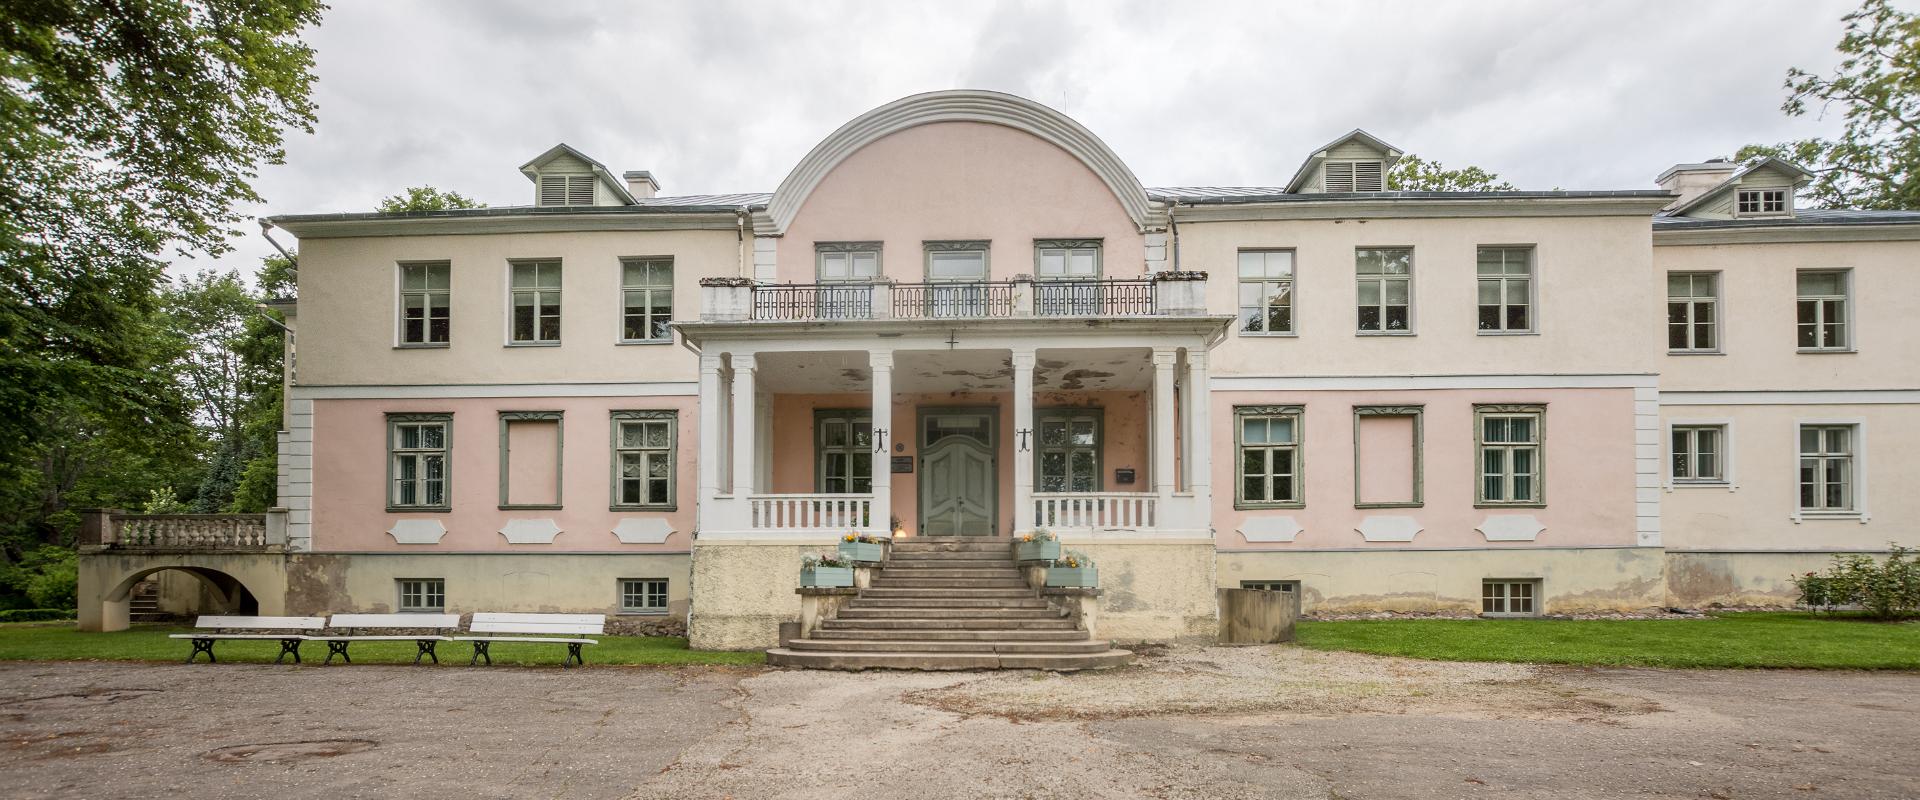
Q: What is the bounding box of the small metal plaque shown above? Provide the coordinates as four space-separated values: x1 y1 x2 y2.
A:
1114 468 1136 485
891 456 915 474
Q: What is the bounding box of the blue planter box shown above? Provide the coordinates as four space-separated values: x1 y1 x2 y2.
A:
800 566 854 588
838 540 886 563
1014 539 1061 562
1046 565 1098 588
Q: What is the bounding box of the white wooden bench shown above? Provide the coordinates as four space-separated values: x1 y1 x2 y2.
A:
308 613 461 665
452 613 604 667
169 616 326 664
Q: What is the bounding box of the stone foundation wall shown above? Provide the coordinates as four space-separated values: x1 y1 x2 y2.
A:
1067 540 1217 643
688 541 832 650
1662 550 1871 608
1216 547 1669 614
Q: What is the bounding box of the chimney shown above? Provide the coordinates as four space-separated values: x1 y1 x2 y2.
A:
623 170 660 200
1655 158 1738 211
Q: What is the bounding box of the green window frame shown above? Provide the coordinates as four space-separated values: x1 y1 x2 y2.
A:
1355 248 1412 333
1235 405 1303 509
398 261 450 346
1671 424 1725 483
611 411 676 510
509 259 562 344
1481 579 1539 617
619 578 669 614
620 258 673 343
1476 246 1534 333
498 411 563 510
816 242 883 282
1035 409 1102 493
387 413 452 512
815 410 874 494
398 578 445 612
1475 404 1545 507
1353 405 1423 508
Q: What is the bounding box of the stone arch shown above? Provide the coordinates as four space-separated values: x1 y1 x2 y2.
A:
80 557 279 632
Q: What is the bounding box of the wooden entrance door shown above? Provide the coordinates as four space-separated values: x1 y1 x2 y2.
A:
919 411 996 536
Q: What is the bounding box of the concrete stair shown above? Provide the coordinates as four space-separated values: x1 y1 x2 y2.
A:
766 539 1133 671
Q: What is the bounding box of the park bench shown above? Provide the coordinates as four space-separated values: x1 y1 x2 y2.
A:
170 616 326 664
307 613 461 665
452 613 604 667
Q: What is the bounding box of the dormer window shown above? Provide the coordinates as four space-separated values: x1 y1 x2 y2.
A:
1736 188 1788 216
1324 160 1384 193
537 175 595 207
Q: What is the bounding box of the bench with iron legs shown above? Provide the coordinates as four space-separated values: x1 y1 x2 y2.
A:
169 616 327 664
452 613 604 667
304 613 460 665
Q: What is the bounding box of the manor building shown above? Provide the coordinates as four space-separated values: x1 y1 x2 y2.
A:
79 91 1920 650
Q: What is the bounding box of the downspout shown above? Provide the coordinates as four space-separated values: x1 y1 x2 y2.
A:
258 219 299 277
1166 200 1180 272
735 207 748 280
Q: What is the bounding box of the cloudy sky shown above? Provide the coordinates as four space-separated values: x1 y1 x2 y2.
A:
201 0 1869 276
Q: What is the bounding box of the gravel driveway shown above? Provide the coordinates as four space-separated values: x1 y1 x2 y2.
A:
4 647 1916 799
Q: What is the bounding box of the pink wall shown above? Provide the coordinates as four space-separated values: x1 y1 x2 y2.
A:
768 390 1149 536
311 396 697 552
1212 388 1639 550
778 121 1146 283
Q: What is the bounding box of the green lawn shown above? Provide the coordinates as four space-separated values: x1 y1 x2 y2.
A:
0 622 764 667
1295 612 1920 670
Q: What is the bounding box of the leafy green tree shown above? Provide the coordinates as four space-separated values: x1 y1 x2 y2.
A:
1386 154 1518 192
378 186 486 213
1740 0 1920 209
227 255 295 513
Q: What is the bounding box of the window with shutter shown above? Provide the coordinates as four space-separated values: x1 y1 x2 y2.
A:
567 175 594 205
1323 161 1355 192
538 176 569 206
1353 160 1384 192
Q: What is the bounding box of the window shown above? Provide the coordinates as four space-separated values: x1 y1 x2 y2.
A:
1481 580 1538 617
1238 250 1295 335
924 241 990 317
537 175 595 206
1241 580 1299 594
1796 270 1850 350
499 412 562 509
510 260 562 344
1671 425 1726 483
1035 240 1101 279
1355 248 1412 333
1354 406 1423 507
817 412 873 494
1476 247 1534 332
612 411 676 509
388 414 451 510
817 242 882 282
620 258 673 342
619 578 669 614
398 579 445 612
1037 410 1101 492
1323 160 1384 192
1736 188 1788 216
1476 405 1543 506
398 262 450 345
1667 272 1719 352
1236 406 1302 507
1798 425 1855 512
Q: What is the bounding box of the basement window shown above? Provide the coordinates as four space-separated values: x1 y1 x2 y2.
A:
398 578 445 612
1481 579 1539 617
1240 580 1299 594
619 578 669 614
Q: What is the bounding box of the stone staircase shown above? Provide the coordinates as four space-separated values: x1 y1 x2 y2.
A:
766 539 1133 670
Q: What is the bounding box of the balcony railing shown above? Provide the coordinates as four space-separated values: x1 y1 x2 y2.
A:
82 512 285 551
1033 492 1157 530
749 493 874 532
702 273 1207 323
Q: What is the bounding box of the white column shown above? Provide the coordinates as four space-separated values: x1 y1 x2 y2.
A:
1152 347 1178 506
730 353 758 500
696 353 723 505
869 350 894 535
1012 347 1037 533
1186 348 1213 514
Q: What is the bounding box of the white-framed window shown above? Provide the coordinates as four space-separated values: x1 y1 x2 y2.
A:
1356 248 1412 333
619 578 669 614
816 411 873 494
1476 405 1543 506
1736 188 1788 216
620 258 673 343
923 241 991 317
537 175 595 207
1323 160 1384 192
388 413 451 510
1796 270 1850 351
1036 240 1101 279
1666 272 1719 352
612 411 676 509
1670 424 1726 483
817 242 882 282
1476 246 1534 333
398 262 450 346
1798 424 1856 513
1481 579 1539 617
509 260 562 344
398 578 445 612
1236 406 1302 508
1238 249 1295 335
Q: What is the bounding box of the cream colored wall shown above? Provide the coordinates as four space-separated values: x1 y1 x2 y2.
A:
688 541 824 650
1184 215 1659 378
1216 547 1667 614
1660 403 1920 551
1654 240 1920 390
280 552 691 617
1664 550 1861 607
294 229 739 386
1068 541 1216 642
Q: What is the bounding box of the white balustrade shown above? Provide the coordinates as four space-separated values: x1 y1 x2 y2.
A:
107 514 271 549
1032 492 1157 530
748 494 875 532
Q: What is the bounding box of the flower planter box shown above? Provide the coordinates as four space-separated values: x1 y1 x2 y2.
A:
800 566 855 588
1014 539 1061 562
838 540 886 563
1045 565 1098 588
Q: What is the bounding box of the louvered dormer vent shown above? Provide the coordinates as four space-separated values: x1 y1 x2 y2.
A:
537 175 596 206
1323 160 1384 193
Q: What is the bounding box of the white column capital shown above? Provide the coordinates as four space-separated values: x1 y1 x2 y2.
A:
1151 347 1179 367
869 350 895 370
731 352 758 371
1184 348 1209 369
1010 348 1037 370
699 353 723 372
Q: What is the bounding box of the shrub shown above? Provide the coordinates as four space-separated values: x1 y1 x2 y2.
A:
1793 545 1920 619
0 608 76 622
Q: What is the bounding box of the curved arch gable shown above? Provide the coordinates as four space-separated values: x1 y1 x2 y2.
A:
766 90 1155 236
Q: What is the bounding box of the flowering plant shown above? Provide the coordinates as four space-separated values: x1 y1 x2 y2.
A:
1052 550 1094 569
1019 529 1056 543
803 552 852 569
842 532 886 544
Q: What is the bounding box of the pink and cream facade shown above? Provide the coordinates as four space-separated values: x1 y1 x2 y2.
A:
242 91 1919 648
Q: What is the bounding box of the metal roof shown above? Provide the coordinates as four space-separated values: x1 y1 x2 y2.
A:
1652 208 1920 229
1147 186 1291 200
634 193 771 207
1153 189 1675 205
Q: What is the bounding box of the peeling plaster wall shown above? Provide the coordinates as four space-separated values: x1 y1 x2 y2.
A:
1068 541 1217 642
278 553 691 617
1216 547 1667 614
1663 551 1859 608
688 542 827 650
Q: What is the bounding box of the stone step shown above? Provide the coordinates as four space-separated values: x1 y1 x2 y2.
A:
820 617 1080 631
765 648 1133 671
876 568 1022 579
786 638 1120 654
887 542 1010 553
847 597 1050 609
882 559 1016 568
836 607 1063 620
860 588 1036 598
809 628 1091 641
869 578 1031 589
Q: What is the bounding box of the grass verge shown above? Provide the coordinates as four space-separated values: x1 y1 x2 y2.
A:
1294 612 1920 670
0 622 764 667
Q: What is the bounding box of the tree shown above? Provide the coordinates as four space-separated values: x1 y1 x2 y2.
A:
1386 154 1518 192
378 186 486 213
227 255 295 513
1740 0 1920 209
